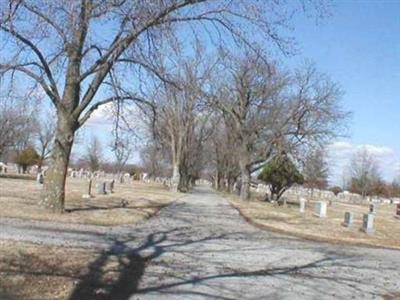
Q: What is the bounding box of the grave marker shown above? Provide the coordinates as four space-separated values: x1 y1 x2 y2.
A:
36 173 44 184
343 212 353 227
314 201 327 218
299 197 306 213
82 179 93 198
96 181 106 195
361 213 374 234
369 203 377 215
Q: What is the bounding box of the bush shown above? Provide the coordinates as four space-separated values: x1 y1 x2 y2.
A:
14 146 40 173
258 153 303 201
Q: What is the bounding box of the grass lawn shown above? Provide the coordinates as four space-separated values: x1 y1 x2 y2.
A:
228 192 400 250
0 177 179 226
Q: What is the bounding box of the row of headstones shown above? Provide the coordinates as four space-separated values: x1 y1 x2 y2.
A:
70 170 105 179
286 186 400 205
299 198 400 235
36 173 115 198
95 180 115 195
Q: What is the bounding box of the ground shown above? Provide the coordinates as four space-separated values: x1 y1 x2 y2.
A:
0 177 178 226
228 192 400 249
0 185 399 299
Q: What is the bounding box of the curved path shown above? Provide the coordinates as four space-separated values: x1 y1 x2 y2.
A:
1 186 400 299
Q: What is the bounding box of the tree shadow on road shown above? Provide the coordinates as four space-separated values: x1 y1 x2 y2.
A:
66 225 390 300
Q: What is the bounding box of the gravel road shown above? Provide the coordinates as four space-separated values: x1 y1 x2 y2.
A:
1 186 399 299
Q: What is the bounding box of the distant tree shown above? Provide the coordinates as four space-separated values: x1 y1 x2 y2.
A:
140 142 169 179
84 136 102 172
370 178 390 198
329 186 343 196
258 153 304 203
33 117 55 173
391 180 400 198
0 98 36 160
348 148 381 198
303 148 329 191
110 133 134 175
14 146 39 173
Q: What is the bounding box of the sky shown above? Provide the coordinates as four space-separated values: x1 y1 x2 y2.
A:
283 0 400 184
81 1 400 185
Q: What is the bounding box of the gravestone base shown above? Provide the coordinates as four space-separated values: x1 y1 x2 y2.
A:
82 194 93 199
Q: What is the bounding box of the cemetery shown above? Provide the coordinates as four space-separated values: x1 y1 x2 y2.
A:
0 175 177 226
228 188 400 249
1 1 400 299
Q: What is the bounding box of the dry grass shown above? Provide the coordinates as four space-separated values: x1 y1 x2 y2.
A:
0 240 144 300
227 193 400 250
0 177 179 226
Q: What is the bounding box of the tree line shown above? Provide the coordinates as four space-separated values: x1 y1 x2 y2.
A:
1 1 397 213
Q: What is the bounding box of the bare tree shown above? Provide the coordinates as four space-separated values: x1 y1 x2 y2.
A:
33 116 56 172
209 55 347 200
110 133 133 175
303 148 329 195
140 140 170 179
0 0 328 211
0 0 330 212
348 148 381 198
207 115 239 191
0 96 37 162
84 136 102 173
149 55 210 191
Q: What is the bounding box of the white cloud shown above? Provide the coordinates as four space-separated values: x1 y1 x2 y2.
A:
327 141 398 184
86 102 114 126
355 144 394 157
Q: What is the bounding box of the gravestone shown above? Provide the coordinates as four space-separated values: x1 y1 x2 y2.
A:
361 213 374 234
82 179 93 198
36 173 44 184
105 180 114 194
369 203 377 215
343 212 353 227
396 204 400 219
299 197 306 213
96 181 106 195
105 181 111 194
314 201 327 218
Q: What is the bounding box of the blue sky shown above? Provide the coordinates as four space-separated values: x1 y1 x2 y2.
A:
285 0 400 184
82 1 400 184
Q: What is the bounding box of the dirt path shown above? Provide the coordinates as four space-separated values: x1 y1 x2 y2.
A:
1 186 400 299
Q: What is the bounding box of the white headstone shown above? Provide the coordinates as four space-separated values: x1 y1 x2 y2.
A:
314 201 327 218
299 197 306 213
362 213 374 234
96 182 106 195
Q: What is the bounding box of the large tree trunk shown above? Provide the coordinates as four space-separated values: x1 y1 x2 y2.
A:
171 163 180 192
41 114 75 213
239 166 251 200
239 146 251 200
178 164 190 192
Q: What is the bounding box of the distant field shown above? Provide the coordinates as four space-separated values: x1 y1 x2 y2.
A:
228 193 400 250
0 177 178 226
